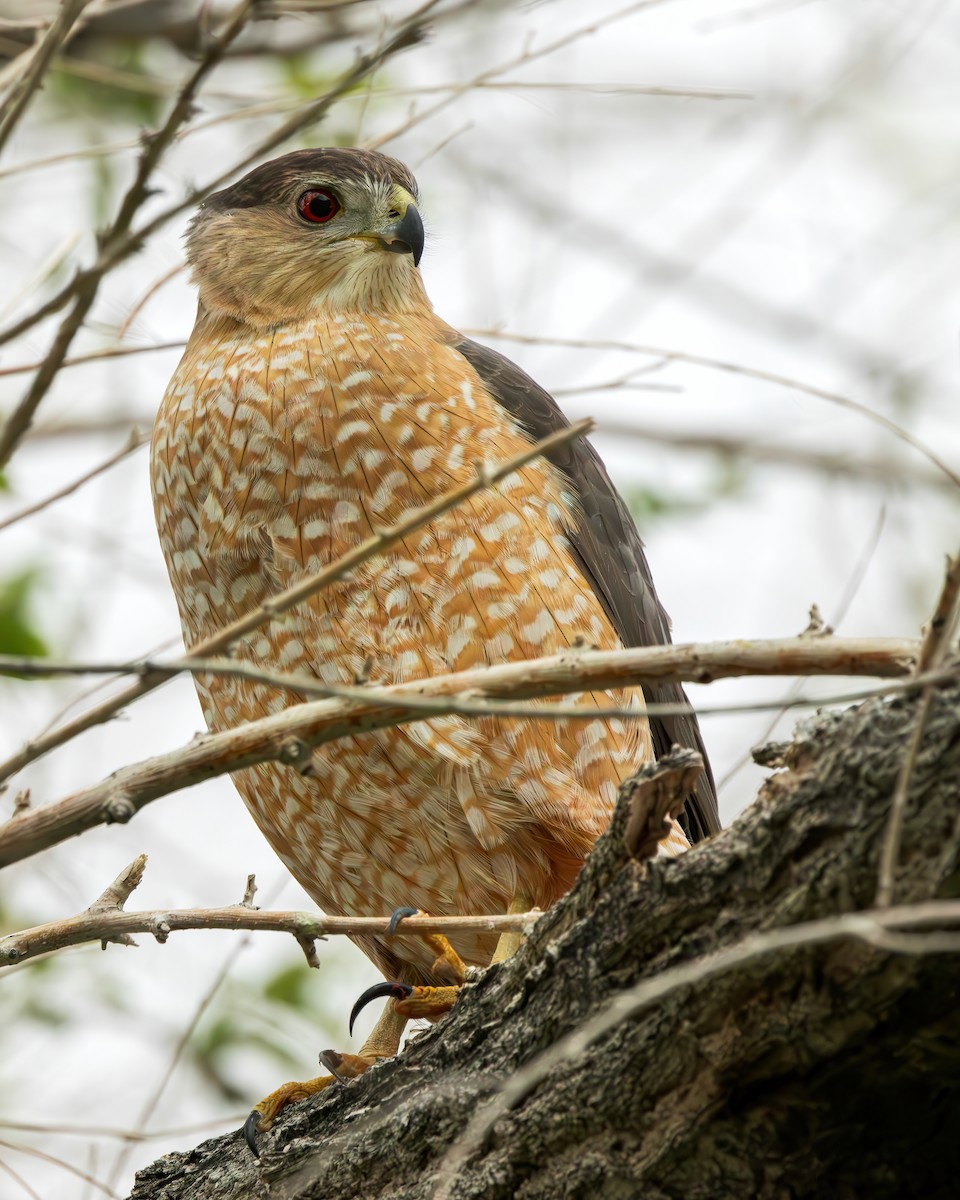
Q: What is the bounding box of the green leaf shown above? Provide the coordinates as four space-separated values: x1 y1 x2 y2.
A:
263 962 316 1009
0 569 48 661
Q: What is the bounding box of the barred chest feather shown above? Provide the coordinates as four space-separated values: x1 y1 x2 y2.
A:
151 308 656 978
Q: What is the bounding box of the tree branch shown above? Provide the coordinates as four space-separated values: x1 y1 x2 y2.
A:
0 428 146 532
876 550 960 906
128 678 960 1199
467 328 960 491
0 635 921 869
0 419 591 784
0 0 257 467
0 890 537 971
0 0 90 158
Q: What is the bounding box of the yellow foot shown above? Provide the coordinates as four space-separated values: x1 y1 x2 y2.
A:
349 907 467 1033
243 1002 408 1156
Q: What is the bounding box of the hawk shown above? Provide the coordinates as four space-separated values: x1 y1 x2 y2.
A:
150 147 719 1147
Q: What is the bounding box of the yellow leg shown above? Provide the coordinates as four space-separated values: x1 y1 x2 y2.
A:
244 1001 408 1153
352 898 534 1035
491 892 534 964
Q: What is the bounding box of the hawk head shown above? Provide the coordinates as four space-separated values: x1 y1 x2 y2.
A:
185 147 427 327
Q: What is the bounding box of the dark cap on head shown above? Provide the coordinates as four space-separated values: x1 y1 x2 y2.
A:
204 147 420 212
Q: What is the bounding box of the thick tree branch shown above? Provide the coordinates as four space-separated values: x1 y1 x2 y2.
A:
129 677 960 1199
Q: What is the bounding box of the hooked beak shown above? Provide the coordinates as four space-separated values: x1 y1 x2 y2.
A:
377 199 424 266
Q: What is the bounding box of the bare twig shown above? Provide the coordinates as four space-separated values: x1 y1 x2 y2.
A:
116 265 186 338
0 633 916 689
432 899 960 1199
0 342 185 380
0 0 256 468
0 419 592 784
0 0 434 365
876 552 960 907
0 429 146 533
0 1156 43 1200
0 897 537 969
0 1117 246 1144
718 505 887 793
0 643 943 727
590 418 955 493
468 329 960 491
0 0 90 158
0 635 919 870
368 0 679 152
90 853 147 913
0 634 933 728
0 1137 118 1200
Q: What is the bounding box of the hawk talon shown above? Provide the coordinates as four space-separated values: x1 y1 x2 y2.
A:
349 981 413 1036
318 1049 347 1080
388 906 420 936
243 1110 264 1158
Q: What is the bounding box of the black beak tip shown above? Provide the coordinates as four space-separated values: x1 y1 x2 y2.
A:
391 204 424 266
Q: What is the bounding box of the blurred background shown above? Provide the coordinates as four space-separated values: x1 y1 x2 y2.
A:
0 0 957 1194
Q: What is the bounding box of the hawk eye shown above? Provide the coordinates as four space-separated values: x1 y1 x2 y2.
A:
296 189 340 224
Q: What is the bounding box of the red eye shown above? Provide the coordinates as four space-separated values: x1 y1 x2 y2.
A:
296 189 340 224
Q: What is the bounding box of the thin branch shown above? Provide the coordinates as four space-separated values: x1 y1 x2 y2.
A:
116 264 186 338
0 429 146 533
0 635 933 726
0 0 90 158
367 0 677 152
0 632 913 685
876 551 960 906
0 1117 246 1144
590 417 956 493
432 899 960 1198
467 329 960 492
0 635 919 870
0 419 592 785
0 341 186 380
0 0 434 364
0 1136 119 1200
0 0 256 468
0 1156 43 1200
0 646 943 726
0 898 538 970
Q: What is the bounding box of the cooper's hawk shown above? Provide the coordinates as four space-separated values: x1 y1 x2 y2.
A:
150 147 719 1148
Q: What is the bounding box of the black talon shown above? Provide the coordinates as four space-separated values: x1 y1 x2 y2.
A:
243 1110 263 1158
388 906 419 936
349 980 413 1036
319 1049 345 1081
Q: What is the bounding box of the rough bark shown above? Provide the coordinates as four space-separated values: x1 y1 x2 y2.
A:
130 681 960 1200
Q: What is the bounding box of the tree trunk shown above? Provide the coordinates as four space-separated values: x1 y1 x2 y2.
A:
130 682 960 1200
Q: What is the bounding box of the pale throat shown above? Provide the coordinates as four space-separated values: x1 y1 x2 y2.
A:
196 243 433 329
306 249 432 318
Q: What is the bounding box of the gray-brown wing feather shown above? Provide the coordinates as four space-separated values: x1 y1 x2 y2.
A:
455 337 720 843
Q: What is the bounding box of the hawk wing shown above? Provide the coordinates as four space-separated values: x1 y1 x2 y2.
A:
454 337 720 843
